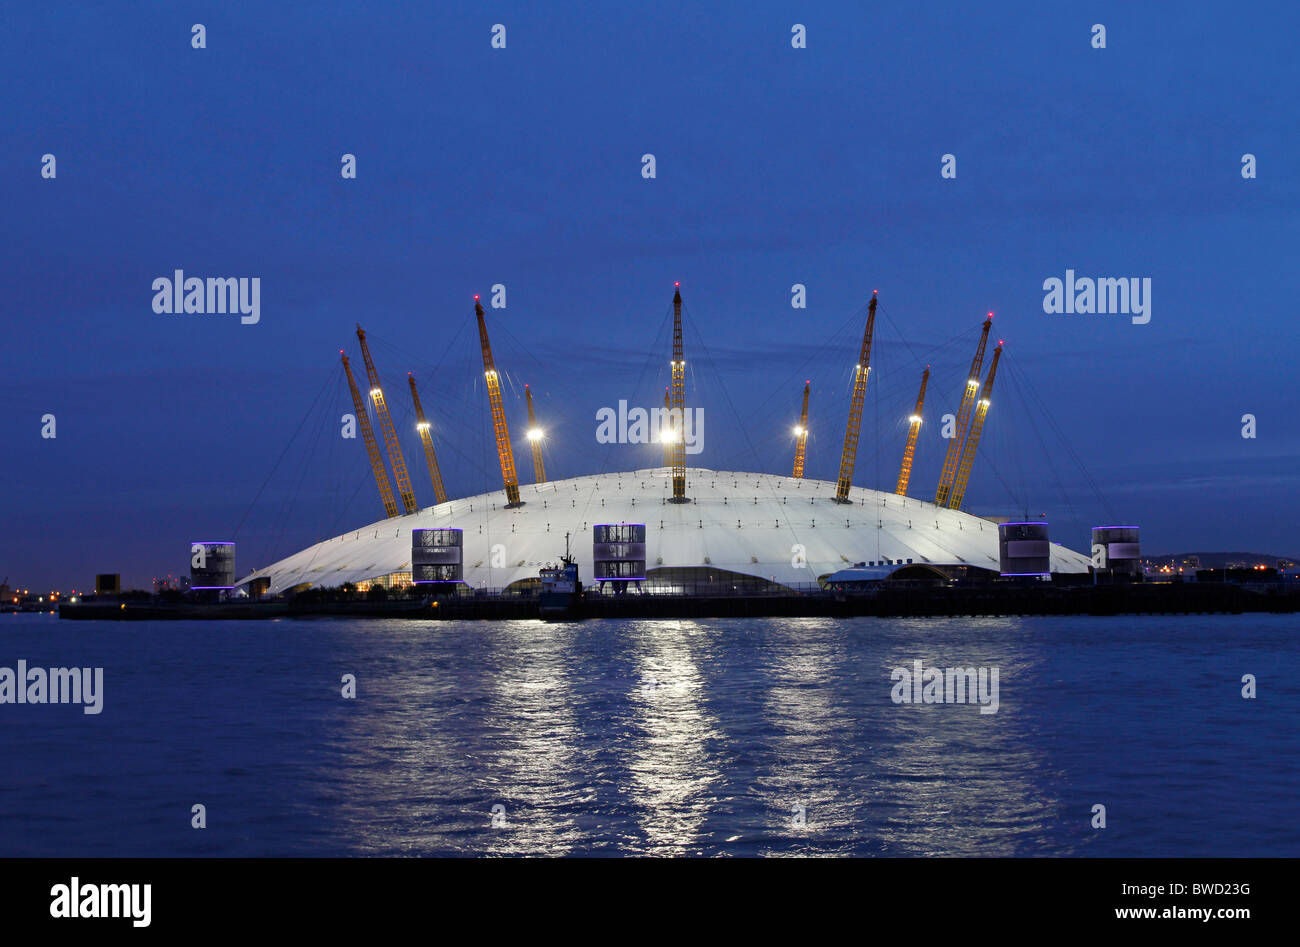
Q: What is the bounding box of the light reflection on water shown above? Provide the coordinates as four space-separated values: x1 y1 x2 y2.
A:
870 619 1068 856
322 617 1075 856
2 613 1297 856
623 620 724 854
476 623 583 855
753 618 858 854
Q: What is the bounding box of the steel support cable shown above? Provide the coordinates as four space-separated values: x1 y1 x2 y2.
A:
231 361 338 543
461 309 680 488
553 299 676 538
744 302 868 423
741 317 868 458
1006 354 1114 524
557 298 675 541
677 302 818 562
995 372 1030 515
924 358 1060 520
1002 358 1078 523
369 324 526 498
877 303 1074 516
593 302 675 522
265 368 339 566
292 464 375 582
680 298 771 477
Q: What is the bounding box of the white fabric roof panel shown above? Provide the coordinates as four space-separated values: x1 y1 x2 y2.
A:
238 467 1091 594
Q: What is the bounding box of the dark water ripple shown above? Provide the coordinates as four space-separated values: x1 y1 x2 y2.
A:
0 612 1296 856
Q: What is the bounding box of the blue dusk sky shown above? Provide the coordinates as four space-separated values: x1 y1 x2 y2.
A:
2 1 1298 590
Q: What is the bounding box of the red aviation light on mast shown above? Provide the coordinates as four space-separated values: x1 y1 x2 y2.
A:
668 285 688 501
476 297 521 505
834 293 878 502
948 342 1003 510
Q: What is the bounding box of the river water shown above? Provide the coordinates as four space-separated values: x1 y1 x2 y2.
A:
1 612 1295 856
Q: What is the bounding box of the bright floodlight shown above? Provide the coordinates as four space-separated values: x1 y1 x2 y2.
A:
792 425 805 436
908 415 923 424
416 421 430 431
527 428 544 441
370 387 382 397
659 428 676 443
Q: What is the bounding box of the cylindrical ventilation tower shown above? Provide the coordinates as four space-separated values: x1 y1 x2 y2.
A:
1091 526 1141 576
191 542 236 589
593 523 647 582
412 528 464 583
997 523 1051 577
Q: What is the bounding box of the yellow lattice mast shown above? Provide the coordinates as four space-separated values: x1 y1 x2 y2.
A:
834 291 878 502
524 384 546 484
935 314 992 506
947 342 1002 510
894 366 929 496
661 386 671 468
341 351 399 518
356 325 417 514
669 283 688 502
407 373 447 505
792 380 810 479
476 297 521 506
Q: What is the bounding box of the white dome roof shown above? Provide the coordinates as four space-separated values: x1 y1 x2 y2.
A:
239 467 1091 593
